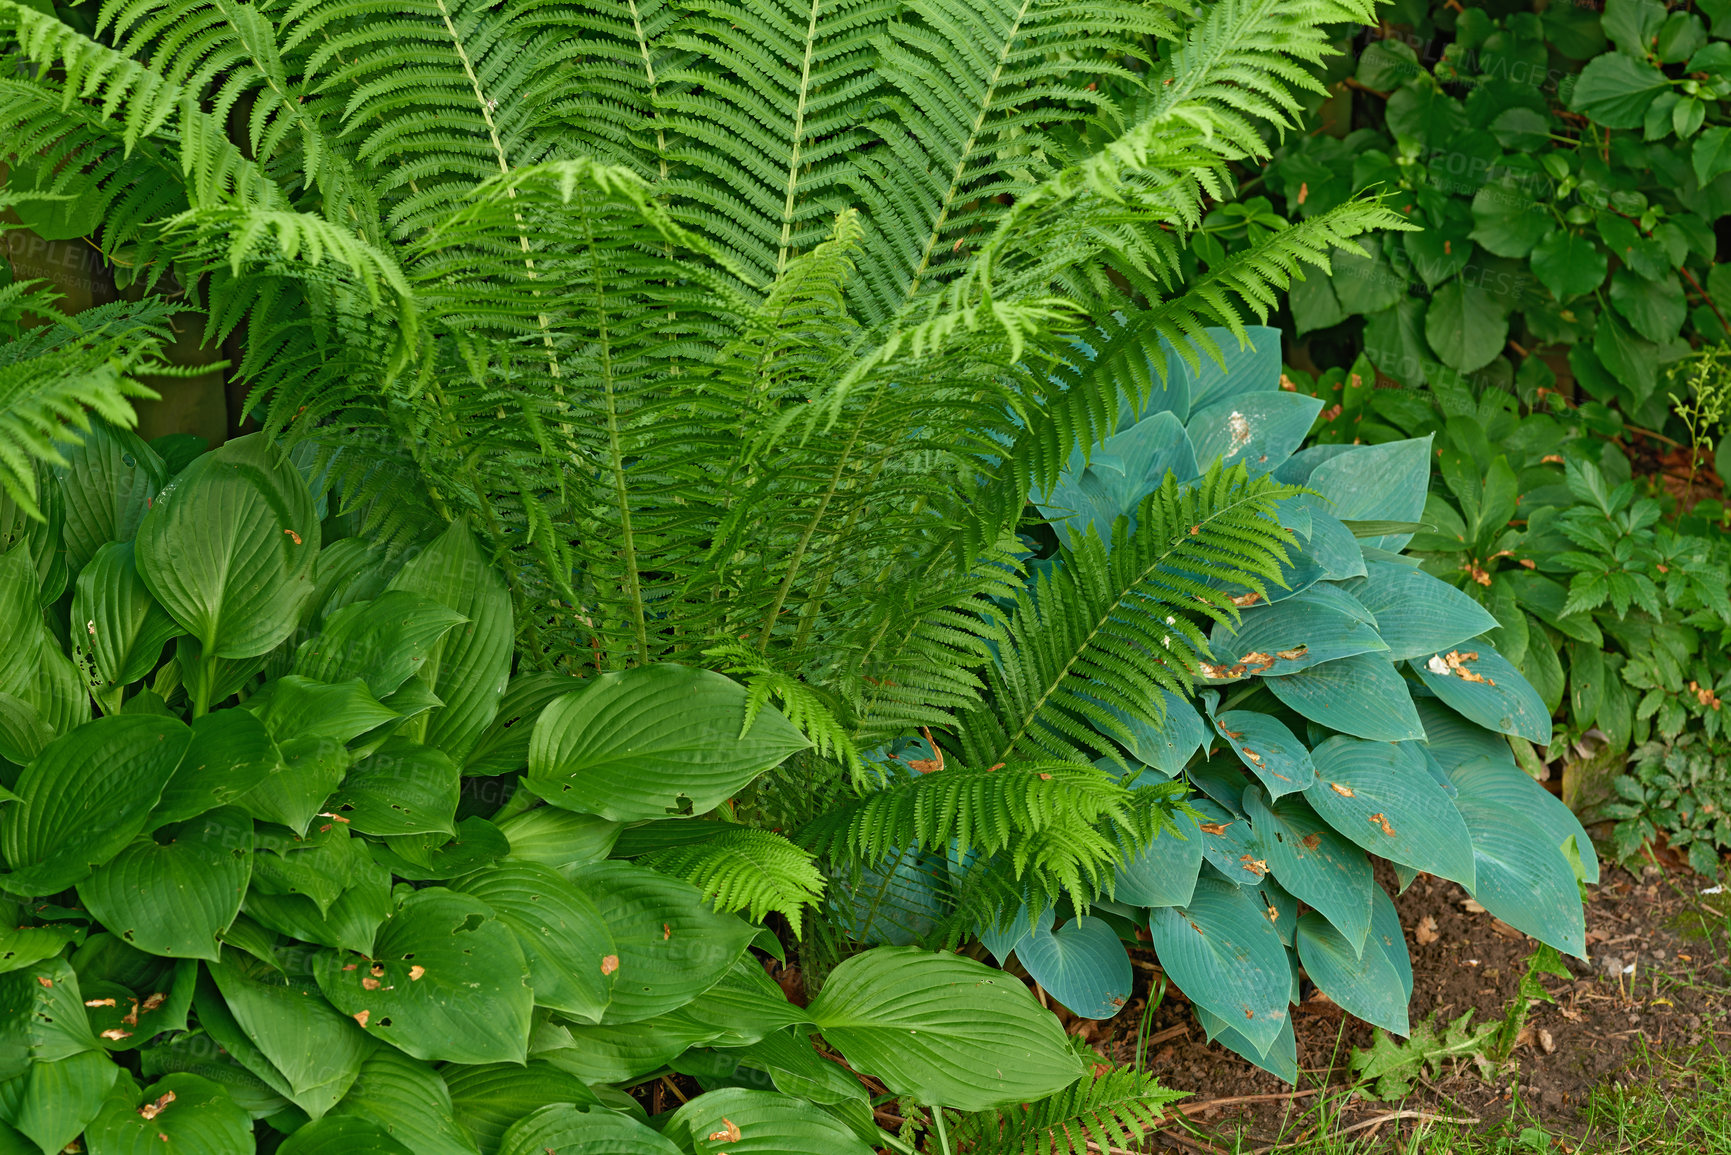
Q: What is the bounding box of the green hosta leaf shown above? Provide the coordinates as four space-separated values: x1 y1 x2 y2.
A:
463 673 574 777
0 1048 116 1153
135 434 320 660
314 888 533 1064
1342 562 1499 661
1245 788 1372 953
1208 585 1387 679
199 960 369 1118
326 740 459 837
1014 910 1132 1020
1264 654 1424 742
0 960 100 1078
1569 53 1670 128
496 806 621 870
498 1106 680 1155
1197 1008 1296 1080
450 861 615 1022
277 1117 414 1155
83 1073 253 1155
1185 393 1322 479
236 735 350 837
1529 230 1608 302
330 1047 478 1155
528 664 808 821
1609 269 1686 343
1210 711 1316 798
663 1088 877 1155
807 946 1084 1111
78 951 197 1054
1113 807 1203 908
1146 878 1290 1055
1304 437 1432 552
57 422 164 576
568 860 756 1024
294 592 467 700
1306 738 1475 887
153 710 280 829
1450 754 1599 884
372 816 509 881
1424 281 1509 374
72 542 182 695
77 807 252 960
726 1028 871 1105
1296 912 1409 1035
0 715 192 896
386 520 513 763
250 676 398 746
442 1063 600 1155
0 920 80 974
1410 647 1551 743
1458 802 1587 959
542 1015 720 1083
0 693 52 767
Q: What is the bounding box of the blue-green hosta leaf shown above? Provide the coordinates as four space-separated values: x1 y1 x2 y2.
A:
1296 912 1409 1036
1245 789 1372 954
1100 687 1206 775
83 1073 253 1155
1188 754 1251 813
829 849 948 947
442 1063 600 1154
1410 647 1552 744
1456 800 1587 958
1015 909 1132 1019
329 1047 478 1155
1206 585 1387 680
152 709 279 828
1264 654 1425 742
76 807 252 960
326 740 460 838
567 860 757 1025
1147 878 1290 1054
1113 807 1203 908
135 434 320 660
1369 886 1413 1001
0 715 193 896
1450 754 1598 884
499 1106 681 1155
314 889 534 1064
1303 437 1434 551
1285 499 1367 582
0 1049 116 1154
1343 563 1500 661
450 861 616 1022
807 947 1085 1111
385 520 514 763
1306 738 1475 887
293 591 467 701
73 542 182 695
1196 1007 1297 1081
1186 392 1323 479
1181 326 1283 413
1040 412 1199 543
199 960 368 1118
1210 712 1316 798
1413 699 1515 774
527 664 809 821
663 1087 877 1155
1191 798 1268 887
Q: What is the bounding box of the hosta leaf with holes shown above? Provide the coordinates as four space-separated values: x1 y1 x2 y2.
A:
1146 878 1290 1055
76 807 252 960
1296 911 1409 1035
83 1073 253 1155
1305 737 1475 887
448 860 616 1022
662 1087 877 1155
527 664 809 821
1410 646 1552 743
325 740 459 837
134 434 319 660
1206 585 1388 678
72 541 182 698
313 888 534 1064
1209 710 1316 798
1244 787 1372 954
0 715 192 896
807 947 1084 1111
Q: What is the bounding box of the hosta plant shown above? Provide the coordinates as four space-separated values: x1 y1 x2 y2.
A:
0 430 1181 1154
833 329 1598 1081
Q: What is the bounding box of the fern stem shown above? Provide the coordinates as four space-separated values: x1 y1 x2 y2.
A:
773 0 826 276
626 0 671 181
902 0 1034 300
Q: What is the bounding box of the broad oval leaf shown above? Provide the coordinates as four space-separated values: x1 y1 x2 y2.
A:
1456 799 1587 959
294 591 466 701
528 664 809 821
314 888 534 1064
1146 877 1290 1055
1210 711 1317 798
57 422 164 576
1113 807 1203 908
326 740 459 837
662 1087 877 1155
1343 562 1499 661
1197 1007 1297 1081
330 1046 479 1155
1186 392 1323 479
1207 585 1388 679
1244 788 1373 954
1295 912 1409 1036
442 1062 600 1155
450 860 616 1022
77 807 252 960
1263 653 1425 742
1015 911 1133 1020
277 1116 414 1155
153 709 280 828
807 946 1084 1111
135 434 320 659
1450 754 1598 884
2 1049 116 1154
498 1106 681 1155
1 715 192 895
72 542 182 695
200 959 369 1118
1305 738 1475 888
83 1073 253 1155
1410 646 1552 744
1303 437 1433 552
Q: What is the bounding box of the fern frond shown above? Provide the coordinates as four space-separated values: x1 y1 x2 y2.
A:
642 827 826 936
950 1066 1187 1154
959 462 1294 768
704 638 864 775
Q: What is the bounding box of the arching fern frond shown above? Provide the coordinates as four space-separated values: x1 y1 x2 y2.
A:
642 826 826 936
950 1065 1187 1155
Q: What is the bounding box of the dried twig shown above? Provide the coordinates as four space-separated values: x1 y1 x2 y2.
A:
1251 1110 1480 1154
1173 1088 1324 1116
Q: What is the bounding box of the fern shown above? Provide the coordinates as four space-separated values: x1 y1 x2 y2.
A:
641 826 826 936
950 1065 1187 1154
